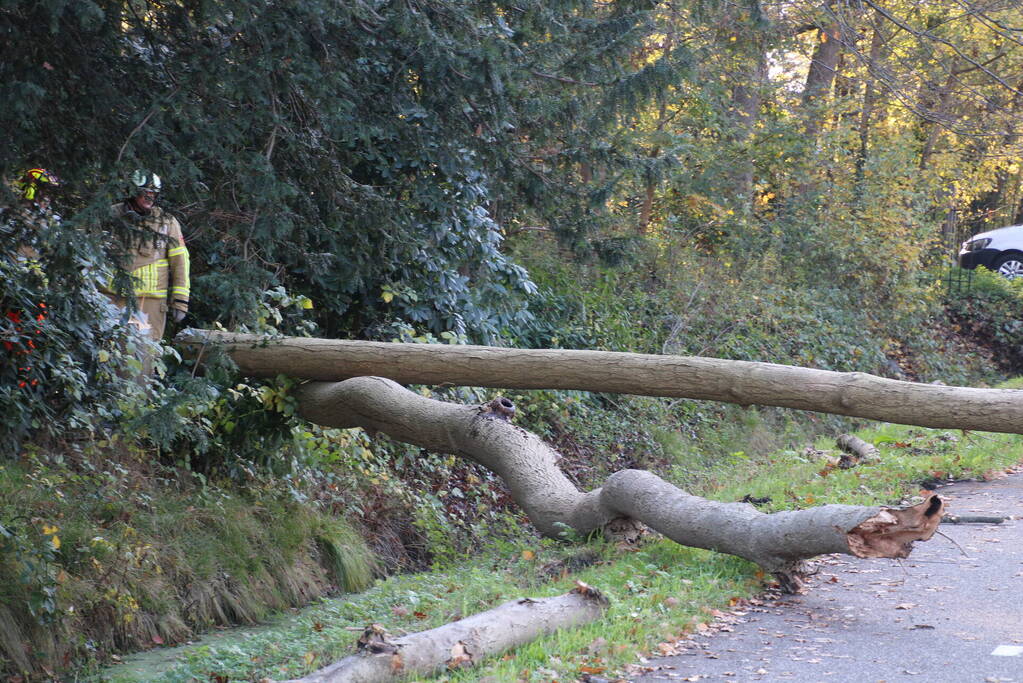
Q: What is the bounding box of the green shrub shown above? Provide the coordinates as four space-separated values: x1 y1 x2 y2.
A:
1 205 153 456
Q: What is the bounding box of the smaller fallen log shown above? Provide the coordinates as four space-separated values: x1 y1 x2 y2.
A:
941 515 1008 524
282 583 609 683
836 433 880 469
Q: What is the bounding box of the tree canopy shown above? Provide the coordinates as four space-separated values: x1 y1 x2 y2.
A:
7 0 1023 447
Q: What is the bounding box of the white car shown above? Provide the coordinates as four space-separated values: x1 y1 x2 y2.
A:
958 224 1023 279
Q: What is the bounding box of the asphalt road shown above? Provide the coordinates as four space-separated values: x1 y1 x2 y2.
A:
632 471 1023 683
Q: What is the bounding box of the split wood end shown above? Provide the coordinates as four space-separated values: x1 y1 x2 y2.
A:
846 495 943 559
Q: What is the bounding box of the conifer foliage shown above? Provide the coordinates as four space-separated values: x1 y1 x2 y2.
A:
2 0 661 342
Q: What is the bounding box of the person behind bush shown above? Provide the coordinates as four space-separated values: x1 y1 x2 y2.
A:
1 168 62 390
102 170 190 371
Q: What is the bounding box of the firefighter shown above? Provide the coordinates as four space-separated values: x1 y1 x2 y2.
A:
104 170 190 345
14 167 61 210
6 167 62 258
2 168 61 389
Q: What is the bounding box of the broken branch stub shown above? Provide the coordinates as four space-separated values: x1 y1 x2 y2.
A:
283 586 608 683
295 377 943 592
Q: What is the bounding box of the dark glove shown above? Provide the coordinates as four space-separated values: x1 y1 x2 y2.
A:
172 309 186 323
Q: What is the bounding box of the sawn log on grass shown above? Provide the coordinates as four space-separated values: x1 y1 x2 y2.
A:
284 584 608 683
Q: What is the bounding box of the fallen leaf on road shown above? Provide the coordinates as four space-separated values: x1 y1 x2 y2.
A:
895 603 915 610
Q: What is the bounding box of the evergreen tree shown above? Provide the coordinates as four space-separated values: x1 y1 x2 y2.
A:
2 0 666 343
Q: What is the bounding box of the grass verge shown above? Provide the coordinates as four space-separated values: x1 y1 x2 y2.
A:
94 421 1023 682
0 445 374 680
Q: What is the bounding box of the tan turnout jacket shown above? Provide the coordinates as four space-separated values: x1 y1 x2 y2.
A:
107 203 190 313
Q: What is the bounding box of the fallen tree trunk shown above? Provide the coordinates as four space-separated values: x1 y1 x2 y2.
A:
295 377 943 592
283 584 608 683
175 330 1023 434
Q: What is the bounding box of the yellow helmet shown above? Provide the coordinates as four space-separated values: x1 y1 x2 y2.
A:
16 168 61 202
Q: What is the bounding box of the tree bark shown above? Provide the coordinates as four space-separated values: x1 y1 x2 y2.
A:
293 376 943 592
718 1 768 217
854 17 887 205
177 330 1023 435
801 23 844 142
916 67 959 172
284 586 608 683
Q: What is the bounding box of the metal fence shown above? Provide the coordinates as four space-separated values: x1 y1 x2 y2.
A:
944 207 974 297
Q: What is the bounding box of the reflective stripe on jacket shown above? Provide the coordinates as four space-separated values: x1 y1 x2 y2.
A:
107 203 190 312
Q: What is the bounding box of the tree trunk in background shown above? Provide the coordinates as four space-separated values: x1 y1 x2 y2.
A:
836 433 881 468
916 68 959 172
801 24 844 142
294 376 943 593
177 330 1023 435
854 19 887 204
726 47 768 215
787 20 846 220
638 24 674 234
719 0 769 217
